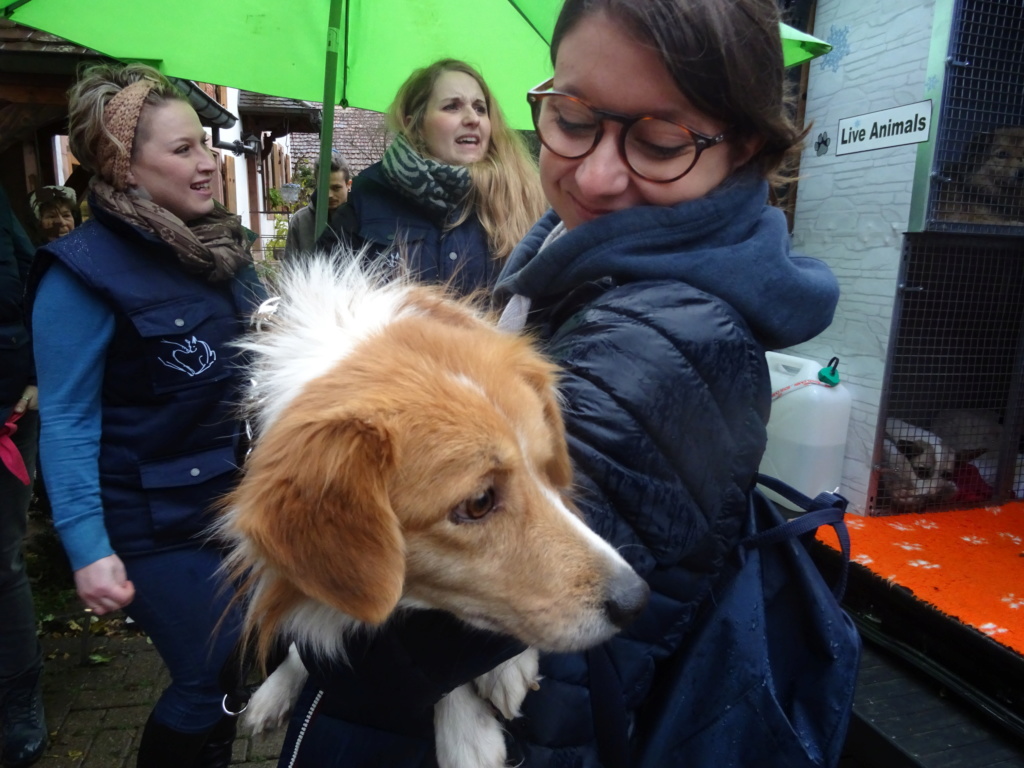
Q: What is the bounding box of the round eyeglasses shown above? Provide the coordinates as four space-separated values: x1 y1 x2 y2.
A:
527 79 729 183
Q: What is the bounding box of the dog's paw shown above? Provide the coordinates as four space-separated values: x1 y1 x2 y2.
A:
242 645 309 735
473 647 540 721
435 684 508 768
243 686 292 735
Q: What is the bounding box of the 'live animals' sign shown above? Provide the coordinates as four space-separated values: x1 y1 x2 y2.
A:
836 100 932 156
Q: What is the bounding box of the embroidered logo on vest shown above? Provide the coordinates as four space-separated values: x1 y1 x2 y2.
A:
159 336 217 376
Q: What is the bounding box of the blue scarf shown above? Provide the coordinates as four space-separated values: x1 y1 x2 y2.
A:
496 173 839 349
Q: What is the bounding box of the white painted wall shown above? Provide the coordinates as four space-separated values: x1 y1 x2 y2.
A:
218 89 270 239
52 135 69 183
786 0 938 513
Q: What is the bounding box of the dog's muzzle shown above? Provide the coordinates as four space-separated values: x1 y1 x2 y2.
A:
603 570 650 629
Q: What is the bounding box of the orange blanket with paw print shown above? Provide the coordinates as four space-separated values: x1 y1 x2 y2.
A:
817 502 1024 654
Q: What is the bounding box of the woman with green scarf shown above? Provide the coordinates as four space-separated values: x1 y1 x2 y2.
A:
322 58 546 296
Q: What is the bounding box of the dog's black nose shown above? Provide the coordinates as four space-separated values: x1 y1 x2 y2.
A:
604 572 650 629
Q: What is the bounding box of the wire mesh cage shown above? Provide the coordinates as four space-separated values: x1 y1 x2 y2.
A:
874 234 1024 513
928 0 1024 232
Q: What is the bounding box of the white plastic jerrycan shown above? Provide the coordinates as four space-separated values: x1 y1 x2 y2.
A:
758 352 852 509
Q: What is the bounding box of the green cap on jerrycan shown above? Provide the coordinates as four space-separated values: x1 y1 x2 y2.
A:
818 356 841 387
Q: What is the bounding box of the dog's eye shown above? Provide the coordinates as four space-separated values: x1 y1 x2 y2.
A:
451 488 497 523
995 150 1009 159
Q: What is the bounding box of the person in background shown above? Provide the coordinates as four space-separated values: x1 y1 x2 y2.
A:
0 184 45 768
29 62 265 768
29 186 78 245
272 0 841 766
282 152 352 259
323 57 546 296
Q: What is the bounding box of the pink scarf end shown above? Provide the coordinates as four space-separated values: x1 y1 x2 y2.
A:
0 411 31 486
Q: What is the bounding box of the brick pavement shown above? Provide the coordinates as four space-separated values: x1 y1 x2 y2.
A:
34 622 284 767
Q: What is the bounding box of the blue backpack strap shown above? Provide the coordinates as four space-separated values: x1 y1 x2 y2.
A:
745 474 852 601
627 476 860 768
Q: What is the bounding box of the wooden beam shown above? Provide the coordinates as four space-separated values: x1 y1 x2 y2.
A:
223 155 237 214
0 83 67 105
247 150 260 246
23 139 39 193
0 103 64 153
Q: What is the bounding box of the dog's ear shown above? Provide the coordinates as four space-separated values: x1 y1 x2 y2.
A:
957 447 989 464
519 358 573 490
231 411 404 625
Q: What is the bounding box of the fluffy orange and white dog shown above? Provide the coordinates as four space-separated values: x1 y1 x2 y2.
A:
216 256 648 768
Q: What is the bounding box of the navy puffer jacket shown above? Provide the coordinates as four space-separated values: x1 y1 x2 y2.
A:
501 279 773 766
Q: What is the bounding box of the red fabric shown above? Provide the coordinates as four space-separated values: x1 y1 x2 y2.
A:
0 410 30 485
952 462 994 504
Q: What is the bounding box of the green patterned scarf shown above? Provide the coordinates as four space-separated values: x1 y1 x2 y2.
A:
380 134 473 218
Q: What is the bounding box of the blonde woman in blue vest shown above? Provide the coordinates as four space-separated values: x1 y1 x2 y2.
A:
30 62 264 768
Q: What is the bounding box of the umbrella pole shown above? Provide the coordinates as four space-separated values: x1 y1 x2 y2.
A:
314 0 344 240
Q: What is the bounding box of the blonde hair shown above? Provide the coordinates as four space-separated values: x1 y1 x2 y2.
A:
67 62 186 183
386 59 546 261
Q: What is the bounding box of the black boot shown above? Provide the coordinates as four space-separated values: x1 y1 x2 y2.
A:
1 666 48 768
135 715 209 768
194 716 237 768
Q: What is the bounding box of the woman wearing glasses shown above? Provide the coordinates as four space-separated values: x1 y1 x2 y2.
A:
272 0 839 765
493 1 839 762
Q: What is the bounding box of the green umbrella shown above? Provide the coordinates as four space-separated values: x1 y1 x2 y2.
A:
780 23 832 68
2 0 829 232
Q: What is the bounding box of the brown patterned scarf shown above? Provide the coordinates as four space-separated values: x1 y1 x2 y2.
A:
90 177 251 283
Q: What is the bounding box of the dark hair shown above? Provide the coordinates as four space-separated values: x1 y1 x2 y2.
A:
315 152 352 182
550 0 805 181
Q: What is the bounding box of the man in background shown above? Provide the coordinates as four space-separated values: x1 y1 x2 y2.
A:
282 152 352 259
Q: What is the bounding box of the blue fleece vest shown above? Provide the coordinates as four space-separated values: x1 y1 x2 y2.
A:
40 218 263 554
